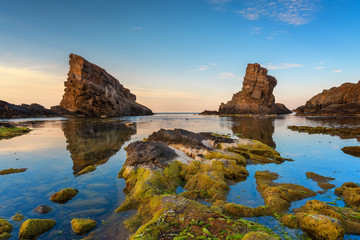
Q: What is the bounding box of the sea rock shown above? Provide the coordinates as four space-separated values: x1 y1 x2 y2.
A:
0 168 27 175
71 218 97 235
11 214 24 222
219 63 291 115
199 110 219 115
18 219 55 239
0 100 59 119
59 54 153 117
0 218 13 239
335 182 360 211
295 81 360 115
50 188 78 203
341 146 360 158
32 205 53 214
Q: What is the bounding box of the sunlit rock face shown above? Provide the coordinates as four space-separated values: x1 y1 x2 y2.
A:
295 80 360 115
219 63 291 115
60 53 153 117
62 119 136 175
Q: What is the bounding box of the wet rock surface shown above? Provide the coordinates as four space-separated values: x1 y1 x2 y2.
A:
306 172 336 191
341 146 360 158
71 218 97 235
0 168 27 175
32 205 53 214
18 219 56 239
50 188 78 204
59 53 153 117
0 218 13 239
295 80 360 115
335 182 360 211
219 63 291 115
0 125 31 140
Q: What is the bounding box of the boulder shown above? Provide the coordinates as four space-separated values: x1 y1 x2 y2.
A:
18 219 55 239
0 100 60 119
50 188 78 203
32 205 53 214
295 81 360 115
59 54 153 117
219 63 291 115
71 218 97 235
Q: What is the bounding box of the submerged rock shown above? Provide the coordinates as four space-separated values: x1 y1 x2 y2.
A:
11 214 24 222
78 166 96 175
335 182 360 211
19 219 55 239
0 218 13 240
219 63 291 115
32 205 53 215
341 146 360 158
59 53 153 117
0 168 27 175
50 188 78 204
295 80 360 115
306 172 336 191
0 126 31 140
71 218 97 235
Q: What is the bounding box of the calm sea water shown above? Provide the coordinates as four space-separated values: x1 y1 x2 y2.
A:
0 114 359 239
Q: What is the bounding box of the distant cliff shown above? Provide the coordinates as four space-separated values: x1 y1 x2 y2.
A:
60 54 153 117
295 81 360 115
219 63 291 115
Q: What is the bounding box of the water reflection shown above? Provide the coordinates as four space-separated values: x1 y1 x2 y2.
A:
62 119 136 175
229 117 276 148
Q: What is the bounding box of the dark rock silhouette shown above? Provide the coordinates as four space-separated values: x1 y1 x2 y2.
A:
219 63 291 115
0 100 62 118
62 119 136 175
295 81 360 115
60 54 153 117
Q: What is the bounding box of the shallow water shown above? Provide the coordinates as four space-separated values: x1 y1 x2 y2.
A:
0 114 359 239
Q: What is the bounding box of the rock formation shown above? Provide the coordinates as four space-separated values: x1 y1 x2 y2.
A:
295 81 360 115
219 63 291 115
0 100 61 118
60 53 153 117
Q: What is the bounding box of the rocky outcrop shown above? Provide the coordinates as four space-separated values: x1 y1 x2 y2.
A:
59 54 153 117
295 81 360 115
219 63 291 115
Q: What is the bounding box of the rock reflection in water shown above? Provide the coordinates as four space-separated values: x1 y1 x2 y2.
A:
62 119 136 175
229 117 276 148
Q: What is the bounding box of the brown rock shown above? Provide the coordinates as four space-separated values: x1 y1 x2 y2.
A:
0 100 60 119
59 54 153 117
341 146 360 158
295 80 360 115
219 63 291 115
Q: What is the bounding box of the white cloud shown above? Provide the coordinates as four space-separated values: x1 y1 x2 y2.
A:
333 69 343 73
215 72 241 80
263 63 304 70
131 27 143 31
314 66 324 70
237 0 321 25
250 26 262 35
188 65 209 71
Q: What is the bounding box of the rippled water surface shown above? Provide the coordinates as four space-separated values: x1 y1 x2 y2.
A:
0 114 359 239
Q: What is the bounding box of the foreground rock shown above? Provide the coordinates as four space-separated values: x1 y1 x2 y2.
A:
115 129 293 239
295 80 360 115
32 205 53 214
71 218 97 235
59 54 153 117
0 168 27 175
50 188 78 203
0 218 13 239
0 124 31 140
219 63 291 115
341 146 360 158
19 219 55 239
335 182 360 211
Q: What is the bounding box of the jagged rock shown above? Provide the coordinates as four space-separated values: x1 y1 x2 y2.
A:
295 81 360 115
59 54 153 117
219 63 291 115
0 100 60 119
199 110 219 115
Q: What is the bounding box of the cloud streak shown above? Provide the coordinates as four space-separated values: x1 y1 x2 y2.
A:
263 63 304 70
237 0 321 25
333 69 343 73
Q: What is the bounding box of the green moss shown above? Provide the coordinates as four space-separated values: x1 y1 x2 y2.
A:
78 165 96 175
18 219 55 239
71 218 97 235
50 188 78 203
204 151 246 165
11 214 24 222
0 168 27 175
335 182 360 211
0 127 31 139
0 218 13 240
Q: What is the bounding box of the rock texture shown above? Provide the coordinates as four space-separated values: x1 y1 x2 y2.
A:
0 100 62 119
60 54 153 117
295 81 360 115
219 63 291 115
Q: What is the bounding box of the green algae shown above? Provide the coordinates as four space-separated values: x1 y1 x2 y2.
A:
335 182 360 211
78 165 96 175
0 218 13 240
71 218 97 235
18 219 55 239
50 188 78 203
11 213 24 222
0 126 31 139
0 168 27 175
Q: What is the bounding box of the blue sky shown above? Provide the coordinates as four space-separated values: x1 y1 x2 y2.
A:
0 0 359 112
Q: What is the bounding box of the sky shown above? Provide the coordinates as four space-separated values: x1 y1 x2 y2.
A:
0 0 359 112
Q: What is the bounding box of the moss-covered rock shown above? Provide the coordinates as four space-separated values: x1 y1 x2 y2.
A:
306 171 336 191
0 168 27 175
242 231 279 240
71 218 97 235
335 182 360 211
50 188 78 203
341 146 360 158
18 219 55 239
0 126 31 139
288 125 360 140
0 218 13 240
78 165 96 175
11 214 24 222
